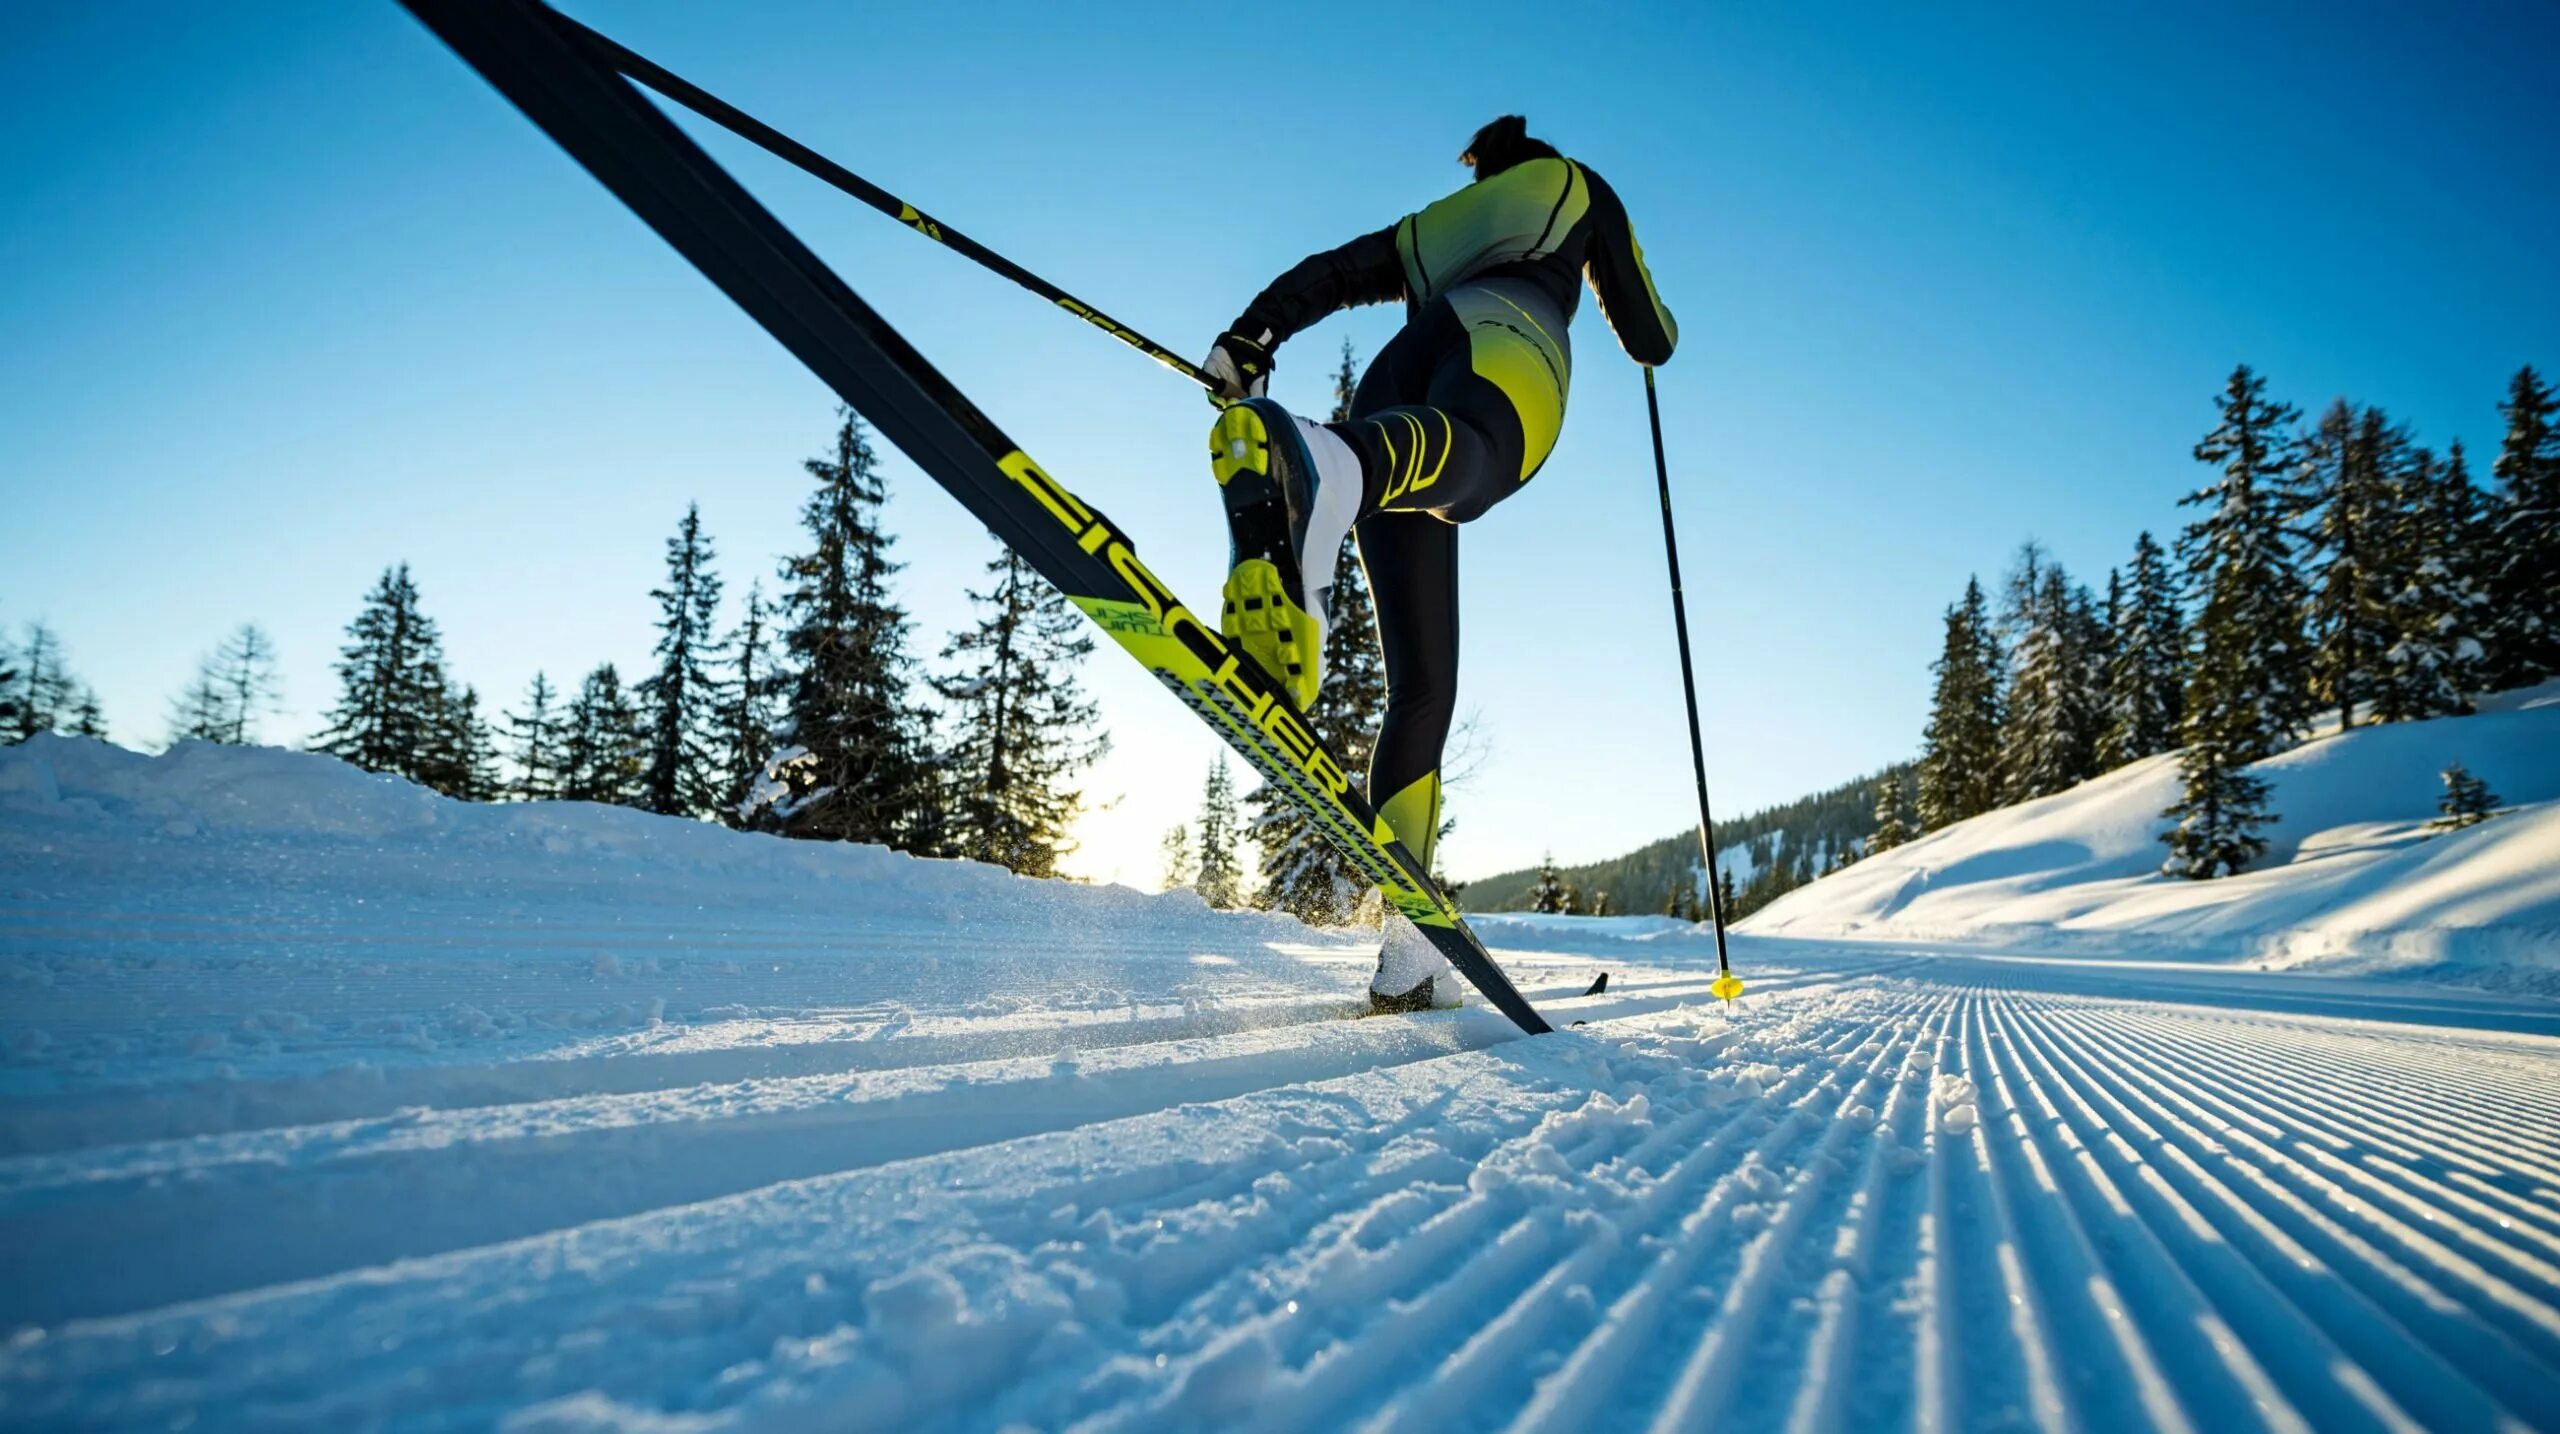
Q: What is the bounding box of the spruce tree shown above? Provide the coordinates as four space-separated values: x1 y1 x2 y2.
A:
0 632 20 740
773 410 943 849
68 691 107 739
715 583 783 827
559 663 644 805
2002 562 2103 801
933 545 1109 878
1869 776 1913 854
638 504 726 819
1250 341 1390 923
2300 401 2401 731
2376 442 2488 721
1918 577 2003 828
2434 760 2499 829
504 672 567 800
421 683 502 801
1714 867 1738 925
2099 532 2183 767
312 565 452 784
1193 755 1241 907
1160 823 1195 892
169 624 282 747
2180 365 2311 758
4 623 103 742
2484 365 2560 686
2165 366 2306 879
1531 853 1568 914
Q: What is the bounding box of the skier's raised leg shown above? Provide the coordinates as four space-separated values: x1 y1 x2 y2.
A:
1207 397 1366 711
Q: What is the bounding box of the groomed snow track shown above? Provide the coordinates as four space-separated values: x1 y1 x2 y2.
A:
5 937 2558 1432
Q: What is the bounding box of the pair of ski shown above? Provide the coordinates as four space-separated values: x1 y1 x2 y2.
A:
397 0 1553 1035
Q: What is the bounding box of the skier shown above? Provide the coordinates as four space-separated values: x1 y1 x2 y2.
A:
1199 115 1677 1012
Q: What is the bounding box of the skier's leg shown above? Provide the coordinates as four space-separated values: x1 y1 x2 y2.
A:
1358 508 1464 1009
1334 286 1556 524
1209 401 1367 712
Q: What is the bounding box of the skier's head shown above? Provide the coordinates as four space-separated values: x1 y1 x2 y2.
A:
1461 115 1560 181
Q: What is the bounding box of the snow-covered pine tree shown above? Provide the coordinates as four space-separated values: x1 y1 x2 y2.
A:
774 409 943 850
933 545 1109 878
2179 364 2311 758
2484 365 2560 687
1249 341 1390 924
1160 823 1195 892
1531 853 1567 914
504 672 566 801
2002 562 2103 801
2375 442 2489 721
1193 756 1241 908
715 583 783 828
1918 577 2003 829
312 565 452 784
2299 401 2402 732
2165 366 2307 878
1869 776 1913 853
2098 531 2183 767
559 662 644 805
2434 760 2499 829
638 504 726 819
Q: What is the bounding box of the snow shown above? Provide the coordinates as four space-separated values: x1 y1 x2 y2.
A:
5 736 2560 1430
1747 682 2560 977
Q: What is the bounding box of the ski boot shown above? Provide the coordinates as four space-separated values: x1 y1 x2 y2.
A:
1369 910 1464 1014
1208 398 1362 711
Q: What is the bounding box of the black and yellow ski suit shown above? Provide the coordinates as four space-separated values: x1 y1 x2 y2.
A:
1226 155 1677 870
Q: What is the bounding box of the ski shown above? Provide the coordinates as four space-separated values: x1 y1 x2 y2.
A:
395 0 1552 1036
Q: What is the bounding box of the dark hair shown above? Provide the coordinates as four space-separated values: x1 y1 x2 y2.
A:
1461 115 1560 179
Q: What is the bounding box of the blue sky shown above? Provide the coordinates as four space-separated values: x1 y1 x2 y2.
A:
4 0 2554 886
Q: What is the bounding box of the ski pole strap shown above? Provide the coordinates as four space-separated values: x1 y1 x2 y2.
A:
543 10 1213 392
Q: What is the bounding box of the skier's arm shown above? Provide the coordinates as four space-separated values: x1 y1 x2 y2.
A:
1227 226 1407 351
1580 167 1677 366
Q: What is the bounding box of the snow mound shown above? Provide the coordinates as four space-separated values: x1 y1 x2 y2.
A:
1744 682 2560 975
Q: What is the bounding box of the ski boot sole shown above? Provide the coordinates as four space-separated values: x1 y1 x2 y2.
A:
1210 401 1322 711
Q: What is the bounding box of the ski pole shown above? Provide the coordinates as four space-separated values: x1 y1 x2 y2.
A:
543 10 1214 393
1644 368 1745 1006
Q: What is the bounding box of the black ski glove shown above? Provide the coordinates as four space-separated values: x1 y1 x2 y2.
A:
1201 330 1273 406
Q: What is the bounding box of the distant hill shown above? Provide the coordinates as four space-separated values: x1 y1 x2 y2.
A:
1459 764 1909 916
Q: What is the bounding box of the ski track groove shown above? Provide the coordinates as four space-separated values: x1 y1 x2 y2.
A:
7 952 2560 1433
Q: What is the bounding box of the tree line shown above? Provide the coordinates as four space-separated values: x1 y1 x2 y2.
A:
1902 363 2556 877
4 409 1112 881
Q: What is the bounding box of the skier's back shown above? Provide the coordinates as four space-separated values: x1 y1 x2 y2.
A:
1197 115 1677 1010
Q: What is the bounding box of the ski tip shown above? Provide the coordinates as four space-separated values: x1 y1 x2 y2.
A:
1710 973 1745 1005
1581 971 1609 998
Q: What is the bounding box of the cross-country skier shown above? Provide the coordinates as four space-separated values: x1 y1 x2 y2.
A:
1199 115 1677 1012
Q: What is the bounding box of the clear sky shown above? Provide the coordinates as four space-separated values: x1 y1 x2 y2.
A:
4 0 2555 888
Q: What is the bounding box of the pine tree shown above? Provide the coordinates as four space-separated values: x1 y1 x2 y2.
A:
312 565 453 784
772 410 943 849
1714 867 1738 924
421 683 502 801
715 583 783 827
1918 577 2003 828
559 663 644 805
637 504 726 819
2002 562 2103 801
2163 367 2308 879
1250 341 1390 924
0 632 20 739
933 545 1108 878
504 672 567 800
2375 442 2489 721
2434 760 2500 829
1160 823 1195 892
3 622 102 742
67 690 107 739
1869 776 1913 854
2180 365 2311 759
1193 755 1241 907
1531 853 1568 914
2484 365 2560 686
2099 532 2183 767
2299 401 2402 731
169 624 282 747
